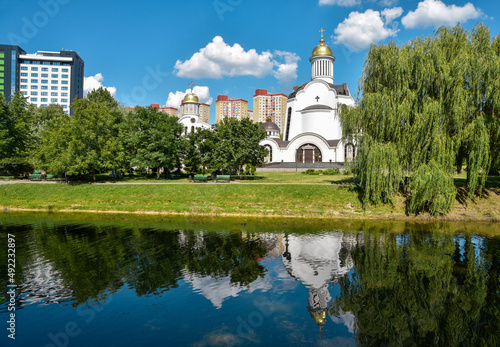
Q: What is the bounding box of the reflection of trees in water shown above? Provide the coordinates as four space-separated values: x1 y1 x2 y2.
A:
329 230 500 346
2 224 268 307
178 231 267 287
4 221 499 345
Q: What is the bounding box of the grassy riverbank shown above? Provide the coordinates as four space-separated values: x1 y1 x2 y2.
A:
1 179 499 221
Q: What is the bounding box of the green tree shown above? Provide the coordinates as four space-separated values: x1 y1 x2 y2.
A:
37 88 126 180
0 92 36 175
197 127 216 174
125 106 183 179
36 109 72 175
182 130 202 174
181 127 217 175
341 23 500 215
30 104 66 169
0 94 10 159
211 117 267 177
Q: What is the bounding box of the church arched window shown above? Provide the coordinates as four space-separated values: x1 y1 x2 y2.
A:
285 107 292 141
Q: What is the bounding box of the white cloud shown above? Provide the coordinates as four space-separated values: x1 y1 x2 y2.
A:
376 0 398 6
174 36 274 79
401 0 482 29
165 85 213 109
382 7 404 24
333 8 403 51
174 36 299 87
83 73 116 97
319 0 361 6
273 51 300 88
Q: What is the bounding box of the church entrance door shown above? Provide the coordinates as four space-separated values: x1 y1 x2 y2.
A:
304 149 313 163
296 144 322 163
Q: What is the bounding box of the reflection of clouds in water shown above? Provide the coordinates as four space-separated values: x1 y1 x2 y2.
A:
183 248 297 309
183 270 272 309
182 230 358 339
183 258 297 309
192 326 242 346
18 257 73 307
193 326 262 346
330 309 357 334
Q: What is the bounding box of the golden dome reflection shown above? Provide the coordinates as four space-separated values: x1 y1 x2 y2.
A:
310 310 328 326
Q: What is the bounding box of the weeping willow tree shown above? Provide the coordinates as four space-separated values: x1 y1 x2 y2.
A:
341 23 500 215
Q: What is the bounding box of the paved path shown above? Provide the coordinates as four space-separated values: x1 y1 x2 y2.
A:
0 180 354 186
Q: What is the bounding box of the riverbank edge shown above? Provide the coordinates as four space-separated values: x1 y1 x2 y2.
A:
2 206 499 223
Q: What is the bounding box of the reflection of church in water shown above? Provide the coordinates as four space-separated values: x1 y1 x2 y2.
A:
181 230 357 331
281 233 357 330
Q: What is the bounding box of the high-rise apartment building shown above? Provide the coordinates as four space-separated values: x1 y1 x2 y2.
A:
199 103 211 124
151 103 179 117
252 89 287 133
0 45 84 113
215 95 248 123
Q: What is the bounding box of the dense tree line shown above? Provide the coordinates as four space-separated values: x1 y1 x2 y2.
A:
330 228 499 346
0 88 267 180
341 23 500 215
0 223 268 304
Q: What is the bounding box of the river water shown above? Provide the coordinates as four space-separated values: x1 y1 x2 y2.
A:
1 213 499 346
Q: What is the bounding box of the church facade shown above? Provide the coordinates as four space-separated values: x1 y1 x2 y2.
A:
260 31 356 165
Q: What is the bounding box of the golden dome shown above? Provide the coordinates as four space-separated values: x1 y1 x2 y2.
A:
310 310 328 326
183 93 199 103
311 31 333 57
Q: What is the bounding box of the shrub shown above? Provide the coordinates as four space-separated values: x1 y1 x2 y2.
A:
323 168 341 175
302 169 322 175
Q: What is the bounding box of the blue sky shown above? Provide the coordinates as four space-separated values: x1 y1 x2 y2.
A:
1 0 498 123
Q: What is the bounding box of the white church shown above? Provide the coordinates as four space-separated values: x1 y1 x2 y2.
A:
178 83 211 135
261 30 356 165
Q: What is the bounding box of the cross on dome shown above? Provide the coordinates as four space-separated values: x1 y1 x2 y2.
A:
188 81 195 93
319 28 325 43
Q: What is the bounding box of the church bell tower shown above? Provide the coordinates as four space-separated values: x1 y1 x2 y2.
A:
309 28 335 84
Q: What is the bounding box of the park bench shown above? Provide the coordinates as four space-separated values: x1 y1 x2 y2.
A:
29 173 43 180
193 175 208 183
45 174 56 179
216 175 230 183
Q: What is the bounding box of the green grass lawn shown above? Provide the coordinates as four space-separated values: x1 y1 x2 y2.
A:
0 183 366 218
1 171 499 221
